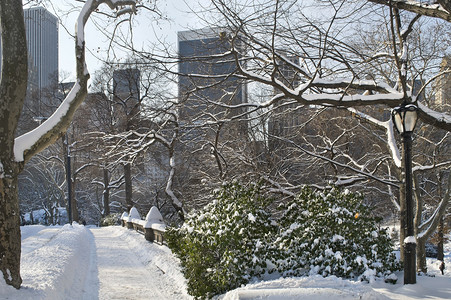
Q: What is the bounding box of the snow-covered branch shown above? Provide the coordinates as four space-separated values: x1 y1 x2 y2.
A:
347 108 402 168
273 135 399 188
367 0 451 22
417 173 451 239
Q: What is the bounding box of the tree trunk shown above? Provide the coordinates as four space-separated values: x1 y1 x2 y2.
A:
437 217 444 261
416 237 427 273
0 163 23 289
124 163 133 211
0 0 29 288
103 168 110 216
71 170 79 223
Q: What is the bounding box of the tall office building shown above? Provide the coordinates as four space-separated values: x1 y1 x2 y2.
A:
24 6 59 92
267 54 305 151
2 6 59 135
113 68 141 129
0 6 58 93
177 28 247 124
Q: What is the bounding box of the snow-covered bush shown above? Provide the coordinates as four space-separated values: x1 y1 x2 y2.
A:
166 182 278 299
276 186 400 280
167 184 400 298
100 213 121 226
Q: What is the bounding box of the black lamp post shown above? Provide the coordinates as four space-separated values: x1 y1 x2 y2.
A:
65 134 72 225
392 103 418 285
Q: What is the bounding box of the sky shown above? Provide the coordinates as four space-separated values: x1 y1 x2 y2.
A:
37 0 205 82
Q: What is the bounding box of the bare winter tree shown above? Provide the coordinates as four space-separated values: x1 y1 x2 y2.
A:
118 0 450 271
0 0 138 289
198 0 451 271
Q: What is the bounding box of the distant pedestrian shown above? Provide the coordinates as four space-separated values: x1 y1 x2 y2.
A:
439 261 445 275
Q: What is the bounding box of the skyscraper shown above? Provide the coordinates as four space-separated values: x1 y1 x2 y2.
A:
2 6 59 135
0 6 58 93
177 28 247 124
113 68 141 129
23 6 59 92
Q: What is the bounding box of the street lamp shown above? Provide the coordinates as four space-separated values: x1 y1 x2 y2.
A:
392 103 418 285
65 133 72 225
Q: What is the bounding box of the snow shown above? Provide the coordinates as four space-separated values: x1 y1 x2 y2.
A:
144 206 166 229
404 236 417 244
1 225 450 299
0 224 190 300
13 81 82 162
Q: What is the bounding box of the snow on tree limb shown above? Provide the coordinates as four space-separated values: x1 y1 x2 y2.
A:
347 108 402 168
417 102 451 132
367 0 451 22
416 173 451 240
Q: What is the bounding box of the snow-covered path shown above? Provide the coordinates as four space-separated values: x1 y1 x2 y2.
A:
0 224 191 300
90 226 189 300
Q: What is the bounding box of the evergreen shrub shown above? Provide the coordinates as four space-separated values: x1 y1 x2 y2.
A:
276 186 400 280
167 184 401 299
100 213 121 226
166 182 277 299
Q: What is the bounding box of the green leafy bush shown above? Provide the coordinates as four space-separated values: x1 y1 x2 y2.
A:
276 186 400 280
166 182 277 299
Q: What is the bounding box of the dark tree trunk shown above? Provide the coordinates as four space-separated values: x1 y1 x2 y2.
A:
71 175 79 223
103 168 110 216
0 163 24 289
124 163 133 211
437 217 444 261
0 0 29 289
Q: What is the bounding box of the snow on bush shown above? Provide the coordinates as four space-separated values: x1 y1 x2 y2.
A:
167 183 400 298
100 213 121 226
276 186 400 281
166 182 277 299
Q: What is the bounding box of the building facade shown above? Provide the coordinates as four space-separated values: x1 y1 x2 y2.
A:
112 68 141 129
177 28 247 124
0 6 58 95
24 6 59 92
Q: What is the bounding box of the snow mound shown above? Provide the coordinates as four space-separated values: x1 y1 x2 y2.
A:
220 275 390 299
0 223 94 300
128 206 141 220
144 206 166 230
145 206 164 223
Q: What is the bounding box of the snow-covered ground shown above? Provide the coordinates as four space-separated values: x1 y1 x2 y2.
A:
0 224 450 299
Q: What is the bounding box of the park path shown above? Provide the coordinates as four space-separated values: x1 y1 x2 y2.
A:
89 226 190 300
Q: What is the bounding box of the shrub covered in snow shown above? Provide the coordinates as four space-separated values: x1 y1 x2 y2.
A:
100 213 121 227
166 182 277 298
276 186 400 280
167 184 400 298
